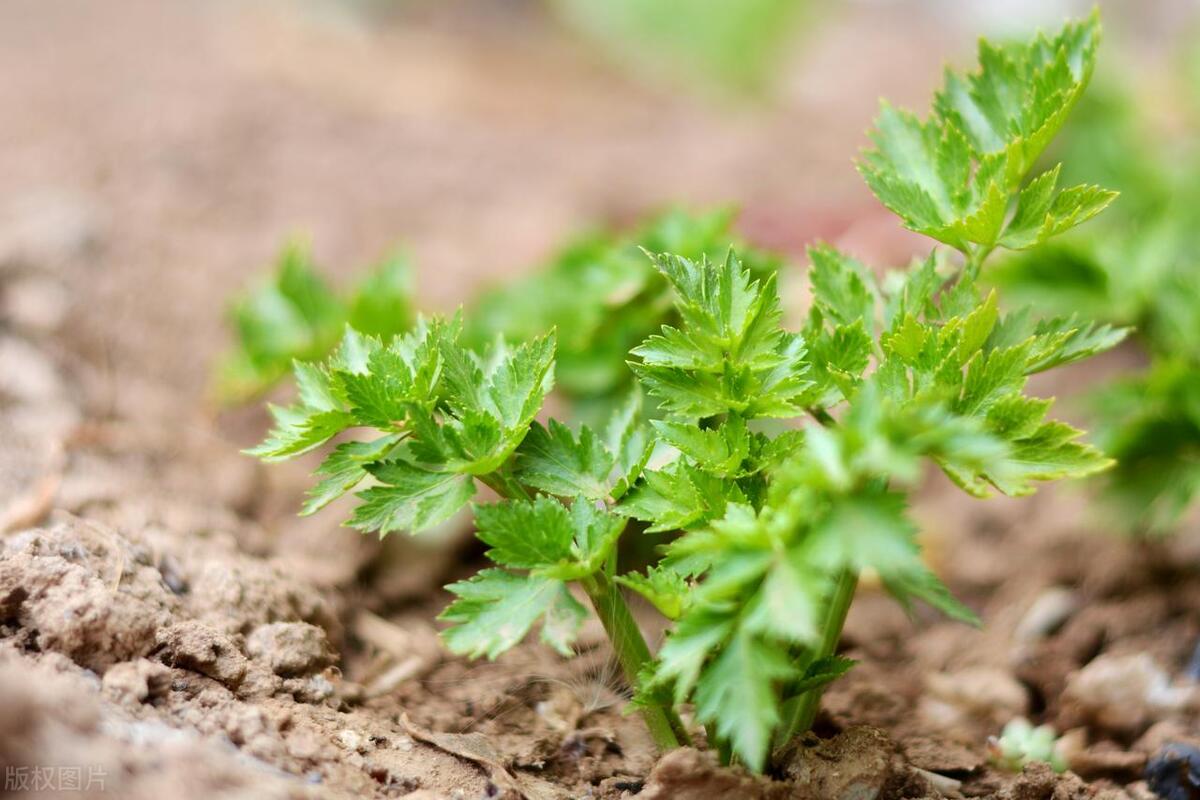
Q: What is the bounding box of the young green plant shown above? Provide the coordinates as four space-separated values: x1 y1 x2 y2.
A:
251 12 1123 772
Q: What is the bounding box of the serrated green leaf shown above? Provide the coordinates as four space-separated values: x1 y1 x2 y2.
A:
302 434 402 515
346 254 414 338
218 242 414 403
883 567 979 626
806 491 922 575
743 551 824 644
651 415 750 476
474 496 575 570
516 420 613 499
616 566 689 620
807 245 878 333
631 250 811 419
653 608 736 704
440 570 576 659
860 13 1109 254
247 404 356 462
692 631 795 772
351 462 475 535
617 460 731 532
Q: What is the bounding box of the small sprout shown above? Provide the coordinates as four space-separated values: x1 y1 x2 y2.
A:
988 718 1067 773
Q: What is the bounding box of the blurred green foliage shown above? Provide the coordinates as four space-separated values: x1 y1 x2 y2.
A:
548 0 811 93
219 210 781 424
215 242 414 403
991 45 1200 533
466 208 781 422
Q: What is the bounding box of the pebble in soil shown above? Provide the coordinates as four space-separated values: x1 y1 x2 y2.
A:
1146 743 1200 800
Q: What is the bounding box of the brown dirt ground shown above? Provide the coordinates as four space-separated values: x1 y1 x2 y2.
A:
2 1 1199 798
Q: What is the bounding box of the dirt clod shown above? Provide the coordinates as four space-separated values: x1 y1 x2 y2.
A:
102 657 172 706
246 621 335 677
0 519 177 671
1061 655 1193 737
636 748 790 800
154 621 249 688
782 726 912 800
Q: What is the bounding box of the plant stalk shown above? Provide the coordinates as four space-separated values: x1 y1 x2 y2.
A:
774 567 859 752
963 244 995 280
581 572 687 751
479 469 532 502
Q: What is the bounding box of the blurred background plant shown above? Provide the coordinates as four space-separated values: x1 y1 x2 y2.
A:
215 241 414 403
991 30 1200 534
546 0 816 95
217 209 783 426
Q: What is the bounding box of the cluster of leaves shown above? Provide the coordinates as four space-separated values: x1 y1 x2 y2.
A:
215 241 414 403
221 210 778 424
991 33 1200 533
251 13 1121 774
858 11 1114 261
466 208 780 420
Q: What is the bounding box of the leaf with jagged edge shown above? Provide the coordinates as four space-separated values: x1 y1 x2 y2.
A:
218 243 415 403
692 630 796 772
630 250 811 419
346 254 415 339
472 494 625 582
474 496 576 570
514 390 653 501
516 420 614 500
616 565 690 620
807 244 879 333
1000 164 1117 249
245 361 356 462
617 459 739 532
302 434 403 515
859 14 1108 253
465 208 782 402
650 414 751 477
439 569 584 659
350 461 476 535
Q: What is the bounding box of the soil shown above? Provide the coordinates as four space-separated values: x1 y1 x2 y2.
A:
1 1 1197 799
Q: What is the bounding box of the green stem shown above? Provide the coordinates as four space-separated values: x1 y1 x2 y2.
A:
774 568 859 753
581 572 687 751
482 466 684 750
808 407 836 428
963 244 995 281
479 468 532 502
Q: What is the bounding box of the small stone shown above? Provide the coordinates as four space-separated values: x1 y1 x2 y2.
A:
0 190 98 273
1068 743 1147 781
2 276 68 333
154 622 248 688
244 622 334 677
1145 743 1200 800
1062 654 1193 736
101 658 172 705
1015 588 1078 642
923 667 1029 729
337 729 364 753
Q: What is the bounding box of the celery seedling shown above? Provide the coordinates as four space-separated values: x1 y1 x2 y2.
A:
251 12 1123 772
